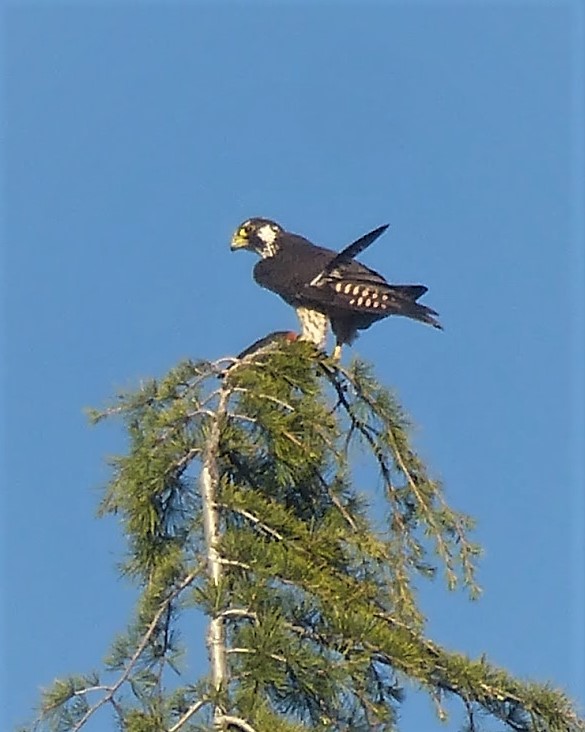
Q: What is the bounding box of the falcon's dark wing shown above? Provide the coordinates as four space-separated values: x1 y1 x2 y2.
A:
310 224 389 286
253 234 338 304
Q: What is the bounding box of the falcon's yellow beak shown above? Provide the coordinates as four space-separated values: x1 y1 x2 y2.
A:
230 226 250 250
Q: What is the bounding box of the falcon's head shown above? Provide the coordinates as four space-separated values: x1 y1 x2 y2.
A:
230 218 284 259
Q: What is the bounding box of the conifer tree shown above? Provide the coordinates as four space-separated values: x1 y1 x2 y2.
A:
24 340 583 732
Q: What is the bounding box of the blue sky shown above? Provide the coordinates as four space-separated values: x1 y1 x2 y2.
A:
2 2 584 730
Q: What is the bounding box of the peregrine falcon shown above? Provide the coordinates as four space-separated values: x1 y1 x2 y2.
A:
231 218 442 359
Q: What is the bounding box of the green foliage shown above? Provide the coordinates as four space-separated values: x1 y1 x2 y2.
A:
22 341 584 732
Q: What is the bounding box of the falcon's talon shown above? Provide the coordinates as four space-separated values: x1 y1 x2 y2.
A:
231 217 442 358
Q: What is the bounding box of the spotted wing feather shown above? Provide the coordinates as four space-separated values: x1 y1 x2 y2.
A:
302 271 442 331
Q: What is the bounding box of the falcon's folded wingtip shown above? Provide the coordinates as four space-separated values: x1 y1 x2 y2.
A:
310 223 391 288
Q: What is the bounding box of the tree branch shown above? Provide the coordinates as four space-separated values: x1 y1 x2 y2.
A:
217 714 259 732
200 385 231 728
67 570 199 732
168 698 210 732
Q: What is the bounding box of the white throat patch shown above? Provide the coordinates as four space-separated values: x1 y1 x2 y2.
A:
256 224 279 258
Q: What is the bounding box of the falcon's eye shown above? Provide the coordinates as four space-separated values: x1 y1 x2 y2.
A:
238 223 252 237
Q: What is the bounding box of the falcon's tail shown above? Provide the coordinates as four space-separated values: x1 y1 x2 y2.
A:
391 285 443 330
